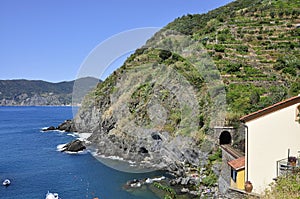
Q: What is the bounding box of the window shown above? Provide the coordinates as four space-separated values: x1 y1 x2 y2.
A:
231 168 237 182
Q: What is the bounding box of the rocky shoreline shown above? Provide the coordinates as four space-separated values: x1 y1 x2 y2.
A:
124 171 248 199
42 120 87 153
123 167 220 198
43 121 207 197
44 120 248 198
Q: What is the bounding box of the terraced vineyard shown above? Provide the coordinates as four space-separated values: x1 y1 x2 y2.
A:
165 0 300 122
77 0 299 153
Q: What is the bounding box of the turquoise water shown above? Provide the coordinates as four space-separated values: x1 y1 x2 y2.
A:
0 106 160 199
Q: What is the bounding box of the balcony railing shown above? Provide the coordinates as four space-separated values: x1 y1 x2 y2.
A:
276 158 300 177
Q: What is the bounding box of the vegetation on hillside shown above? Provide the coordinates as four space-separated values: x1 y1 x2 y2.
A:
0 79 74 99
85 0 299 142
164 0 300 122
78 1 299 196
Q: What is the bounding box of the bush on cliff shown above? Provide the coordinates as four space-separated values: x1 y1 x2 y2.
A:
260 169 300 199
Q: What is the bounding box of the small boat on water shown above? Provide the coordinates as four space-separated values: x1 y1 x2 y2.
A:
2 179 11 186
45 191 60 199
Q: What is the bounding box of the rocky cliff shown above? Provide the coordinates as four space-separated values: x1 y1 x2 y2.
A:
73 36 223 172
73 0 299 173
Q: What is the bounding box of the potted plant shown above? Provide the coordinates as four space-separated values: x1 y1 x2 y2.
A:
245 181 253 193
288 156 297 166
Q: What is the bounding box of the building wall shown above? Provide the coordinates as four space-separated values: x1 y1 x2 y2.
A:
245 103 300 193
230 169 245 190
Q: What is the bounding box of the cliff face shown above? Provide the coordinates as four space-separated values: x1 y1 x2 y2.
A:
73 0 299 172
74 34 226 171
74 79 210 171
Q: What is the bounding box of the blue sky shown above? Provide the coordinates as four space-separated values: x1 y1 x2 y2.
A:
0 0 233 82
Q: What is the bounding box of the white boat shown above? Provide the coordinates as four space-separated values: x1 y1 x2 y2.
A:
2 179 10 186
45 191 60 199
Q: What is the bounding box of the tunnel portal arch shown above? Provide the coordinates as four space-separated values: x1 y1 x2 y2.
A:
219 131 232 145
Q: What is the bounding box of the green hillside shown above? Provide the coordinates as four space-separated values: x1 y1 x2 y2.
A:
74 0 300 174
164 0 300 120
0 79 74 99
85 0 299 130
69 1 300 197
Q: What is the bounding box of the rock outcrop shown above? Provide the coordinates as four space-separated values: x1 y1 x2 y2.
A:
61 140 86 152
57 120 76 132
42 120 77 132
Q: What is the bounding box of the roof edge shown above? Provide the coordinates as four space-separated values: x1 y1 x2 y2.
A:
228 156 245 171
240 95 300 123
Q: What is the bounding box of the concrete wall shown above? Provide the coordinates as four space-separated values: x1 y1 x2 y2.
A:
219 147 236 194
245 103 300 193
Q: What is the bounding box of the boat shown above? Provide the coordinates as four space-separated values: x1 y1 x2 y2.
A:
2 179 11 186
45 191 60 199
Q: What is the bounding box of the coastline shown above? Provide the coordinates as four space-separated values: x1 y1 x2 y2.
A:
59 130 216 198
43 117 224 198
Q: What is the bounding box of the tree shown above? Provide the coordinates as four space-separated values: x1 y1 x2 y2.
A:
159 50 172 60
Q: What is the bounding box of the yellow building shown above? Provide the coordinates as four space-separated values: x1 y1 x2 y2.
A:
228 156 245 190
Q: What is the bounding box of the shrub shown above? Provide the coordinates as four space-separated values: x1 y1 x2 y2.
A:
261 170 300 199
236 45 248 53
202 171 217 187
159 50 172 60
208 148 222 162
224 62 241 73
282 67 296 76
135 48 147 56
153 182 177 199
289 81 300 96
273 55 300 71
218 34 227 43
257 35 263 40
214 44 225 52
270 11 275 18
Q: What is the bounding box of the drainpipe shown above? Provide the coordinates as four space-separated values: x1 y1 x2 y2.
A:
243 124 249 181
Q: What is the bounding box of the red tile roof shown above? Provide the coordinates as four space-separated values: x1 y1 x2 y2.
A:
228 156 245 171
240 95 300 122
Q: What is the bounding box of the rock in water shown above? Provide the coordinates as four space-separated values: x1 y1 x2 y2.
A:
42 126 56 131
42 120 76 132
57 120 75 132
62 140 86 152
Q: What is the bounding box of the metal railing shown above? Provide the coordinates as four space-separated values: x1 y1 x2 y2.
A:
276 158 300 177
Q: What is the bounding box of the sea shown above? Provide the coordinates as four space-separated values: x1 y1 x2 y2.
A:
0 106 162 199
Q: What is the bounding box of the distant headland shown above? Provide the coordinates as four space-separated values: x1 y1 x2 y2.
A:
0 77 100 106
